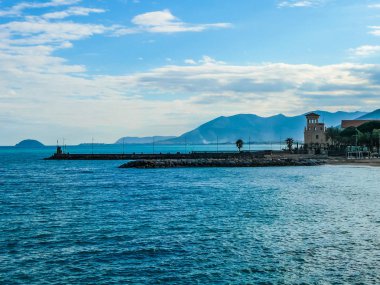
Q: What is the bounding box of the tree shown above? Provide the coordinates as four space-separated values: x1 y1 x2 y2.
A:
373 129 380 151
357 121 380 134
236 139 244 152
340 127 362 145
326 127 341 147
285 138 294 151
357 121 380 150
340 126 358 138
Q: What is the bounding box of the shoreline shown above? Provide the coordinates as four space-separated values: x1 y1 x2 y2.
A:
325 158 380 167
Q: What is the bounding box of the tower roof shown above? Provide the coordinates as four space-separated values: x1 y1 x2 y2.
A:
305 112 320 118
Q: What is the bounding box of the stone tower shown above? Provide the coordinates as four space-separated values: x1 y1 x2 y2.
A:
304 113 327 153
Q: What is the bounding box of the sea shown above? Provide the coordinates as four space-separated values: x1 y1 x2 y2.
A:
0 144 379 284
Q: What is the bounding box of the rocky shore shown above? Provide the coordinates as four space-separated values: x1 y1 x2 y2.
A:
119 157 325 169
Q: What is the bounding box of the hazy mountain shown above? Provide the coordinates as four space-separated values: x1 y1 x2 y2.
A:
313 110 367 126
164 111 367 144
15 139 44 148
356 109 380 120
115 136 176 144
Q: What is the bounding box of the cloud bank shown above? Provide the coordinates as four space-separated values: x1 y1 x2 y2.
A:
2 53 379 144
0 0 378 144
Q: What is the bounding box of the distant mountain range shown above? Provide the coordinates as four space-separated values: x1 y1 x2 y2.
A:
114 136 176 144
161 110 380 144
13 110 380 146
356 109 380 120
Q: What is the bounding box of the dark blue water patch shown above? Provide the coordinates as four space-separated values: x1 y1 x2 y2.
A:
0 149 379 284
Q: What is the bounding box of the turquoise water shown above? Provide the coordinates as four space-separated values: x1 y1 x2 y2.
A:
1 146 379 284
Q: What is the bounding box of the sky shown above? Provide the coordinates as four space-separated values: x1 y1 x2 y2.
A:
1 0 380 145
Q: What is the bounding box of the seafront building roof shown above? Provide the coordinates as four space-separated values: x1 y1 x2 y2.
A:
341 120 380 128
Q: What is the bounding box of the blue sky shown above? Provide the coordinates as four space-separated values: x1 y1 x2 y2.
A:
1 0 380 144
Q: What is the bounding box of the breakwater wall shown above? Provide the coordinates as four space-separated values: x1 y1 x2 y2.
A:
119 158 325 169
45 151 270 160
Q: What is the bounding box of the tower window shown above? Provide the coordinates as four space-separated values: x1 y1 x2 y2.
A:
316 135 319 139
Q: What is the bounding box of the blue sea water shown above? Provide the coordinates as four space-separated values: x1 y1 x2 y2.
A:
0 145 379 284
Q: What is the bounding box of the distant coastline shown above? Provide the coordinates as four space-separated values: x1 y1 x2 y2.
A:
7 108 380 147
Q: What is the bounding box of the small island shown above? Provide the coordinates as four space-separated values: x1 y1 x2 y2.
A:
15 139 45 148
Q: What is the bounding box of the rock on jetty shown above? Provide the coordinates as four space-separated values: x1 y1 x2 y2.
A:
119 158 325 169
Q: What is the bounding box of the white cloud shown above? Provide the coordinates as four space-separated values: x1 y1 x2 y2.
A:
2 52 379 144
199 56 225 65
41 6 106 20
0 2 232 145
132 9 176 27
0 1 376 145
185 59 197 65
278 0 323 8
184 56 225 65
368 25 380 36
0 0 109 53
349 45 380 57
1 19 109 47
122 60 373 97
0 0 81 17
368 4 380 8
130 9 231 33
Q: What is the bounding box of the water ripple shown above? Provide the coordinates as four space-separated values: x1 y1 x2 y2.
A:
0 151 379 284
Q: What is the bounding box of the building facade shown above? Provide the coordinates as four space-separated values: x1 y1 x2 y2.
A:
304 113 328 154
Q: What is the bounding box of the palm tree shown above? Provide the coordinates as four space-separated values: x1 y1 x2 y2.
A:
285 137 294 151
236 139 244 152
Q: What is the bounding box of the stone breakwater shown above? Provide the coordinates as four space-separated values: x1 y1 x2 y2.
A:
45 152 269 160
119 158 325 169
